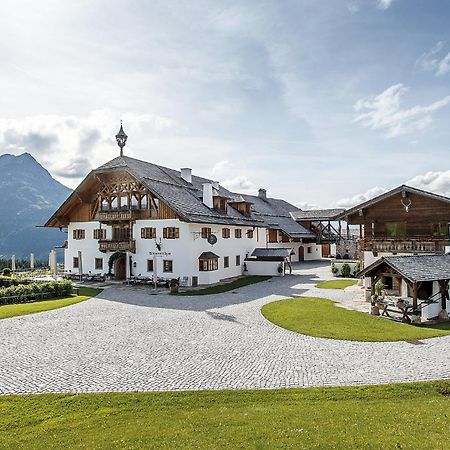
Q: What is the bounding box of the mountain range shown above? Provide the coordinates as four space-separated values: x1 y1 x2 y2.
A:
0 153 72 260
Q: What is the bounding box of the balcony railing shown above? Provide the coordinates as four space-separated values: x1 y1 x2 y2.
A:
360 237 448 254
99 239 136 253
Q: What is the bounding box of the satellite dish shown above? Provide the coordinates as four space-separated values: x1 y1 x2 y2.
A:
207 234 217 245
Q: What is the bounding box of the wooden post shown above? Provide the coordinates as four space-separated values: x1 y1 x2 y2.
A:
371 275 375 295
412 282 418 310
338 220 342 244
359 224 363 239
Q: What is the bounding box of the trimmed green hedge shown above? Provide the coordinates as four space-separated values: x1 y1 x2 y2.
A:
0 281 73 305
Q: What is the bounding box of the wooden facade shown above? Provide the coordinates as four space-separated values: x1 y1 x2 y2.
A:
46 169 179 254
342 187 450 256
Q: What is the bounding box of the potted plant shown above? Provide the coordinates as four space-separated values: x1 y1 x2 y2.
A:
331 263 338 277
169 278 179 294
277 264 283 275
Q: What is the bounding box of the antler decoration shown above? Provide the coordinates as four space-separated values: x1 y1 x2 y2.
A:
401 199 411 213
155 238 162 251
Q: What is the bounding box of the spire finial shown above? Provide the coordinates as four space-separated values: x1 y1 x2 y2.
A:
115 120 128 157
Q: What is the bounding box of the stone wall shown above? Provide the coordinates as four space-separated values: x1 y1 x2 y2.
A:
334 239 358 260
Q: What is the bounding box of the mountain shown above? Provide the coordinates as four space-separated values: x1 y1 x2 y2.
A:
0 153 72 260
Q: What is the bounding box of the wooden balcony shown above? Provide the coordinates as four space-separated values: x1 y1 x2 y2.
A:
99 239 136 253
97 209 153 223
360 237 448 254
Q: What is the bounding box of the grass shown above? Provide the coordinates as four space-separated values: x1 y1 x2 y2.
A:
0 381 449 449
316 279 357 289
0 287 102 320
262 297 450 341
178 275 271 296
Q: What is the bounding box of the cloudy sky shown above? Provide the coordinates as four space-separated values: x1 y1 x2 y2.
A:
1 0 450 208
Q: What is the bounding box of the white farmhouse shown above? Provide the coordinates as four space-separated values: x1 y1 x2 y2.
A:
45 125 321 285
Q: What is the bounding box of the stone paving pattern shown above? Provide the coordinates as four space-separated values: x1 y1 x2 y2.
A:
0 261 449 394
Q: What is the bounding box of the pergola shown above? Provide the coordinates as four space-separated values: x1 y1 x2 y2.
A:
359 255 450 313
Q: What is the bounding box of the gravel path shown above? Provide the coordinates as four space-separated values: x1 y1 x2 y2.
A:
0 261 448 394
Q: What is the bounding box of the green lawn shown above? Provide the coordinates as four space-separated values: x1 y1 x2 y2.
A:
178 275 271 296
316 279 357 289
0 381 449 449
262 297 450 341
0 287 102 320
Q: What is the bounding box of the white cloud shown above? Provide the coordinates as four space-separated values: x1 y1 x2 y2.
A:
415 41 450 76
347 3 360 14
211 160 256 194
0 109 178 186
335 186 387 208
353 84 450 137
406 170 450 197
296 201 318 210
376 0 395 10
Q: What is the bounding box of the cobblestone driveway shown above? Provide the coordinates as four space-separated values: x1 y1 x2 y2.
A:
1 261 449 394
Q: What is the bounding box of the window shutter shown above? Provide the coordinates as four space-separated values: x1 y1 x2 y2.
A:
163 228 167 239
175 228 180 239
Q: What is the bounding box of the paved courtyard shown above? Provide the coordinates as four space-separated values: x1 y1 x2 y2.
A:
0 261 449 394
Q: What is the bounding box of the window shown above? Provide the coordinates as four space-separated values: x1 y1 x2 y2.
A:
236 255 241 266
73 229 85 240
224 256 229 268
95 258 103 270
199 257 219 271
163 227 179 239
247 229 254 238
268 229 278 243
141 227 156 239
386 222 406 238
147 259 154 272
235 229 242 239
163 260 173 272
433 223 448 237
307 247 312 254
201 227 212 239
222 228 230 238
93 229 106 240
113 227 131 241
73 257 79 269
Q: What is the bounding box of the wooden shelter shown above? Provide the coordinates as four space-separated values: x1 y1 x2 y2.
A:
359 255 450 316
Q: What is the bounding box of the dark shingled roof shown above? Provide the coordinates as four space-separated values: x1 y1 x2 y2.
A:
198 251 219 259
95 156 313 234
290 208 345 221
359 255 450 283
251 248 293 258
47 155 315 234
240 193 315 239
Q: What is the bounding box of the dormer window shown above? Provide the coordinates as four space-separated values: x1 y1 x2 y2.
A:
213 196 228 213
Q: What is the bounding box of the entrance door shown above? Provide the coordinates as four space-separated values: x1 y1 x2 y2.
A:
114 256 126 280
299 246 305 262
322 243 330 258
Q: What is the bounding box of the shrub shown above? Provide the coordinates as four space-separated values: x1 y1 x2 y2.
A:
0 280 73 305
2 268 12 277
353 261 361 276
340 263 351 278
331 263 338 275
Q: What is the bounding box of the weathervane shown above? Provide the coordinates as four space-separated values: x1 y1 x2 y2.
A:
115 120 128 157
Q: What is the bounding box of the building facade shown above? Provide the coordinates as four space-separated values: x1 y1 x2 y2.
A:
46 128 321 286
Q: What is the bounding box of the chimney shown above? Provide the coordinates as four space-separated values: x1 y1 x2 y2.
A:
203 183 213 208
211 181 220 192
180 167 192 183
258 188 267 200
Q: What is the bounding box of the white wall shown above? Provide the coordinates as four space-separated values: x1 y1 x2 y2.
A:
65 222 110 274
265 230 322 262
245 260 284 276
66 219 264 286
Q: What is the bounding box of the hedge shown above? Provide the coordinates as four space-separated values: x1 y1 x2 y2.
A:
0 281 73 305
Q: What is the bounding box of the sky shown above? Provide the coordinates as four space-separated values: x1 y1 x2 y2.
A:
1 0 450 208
